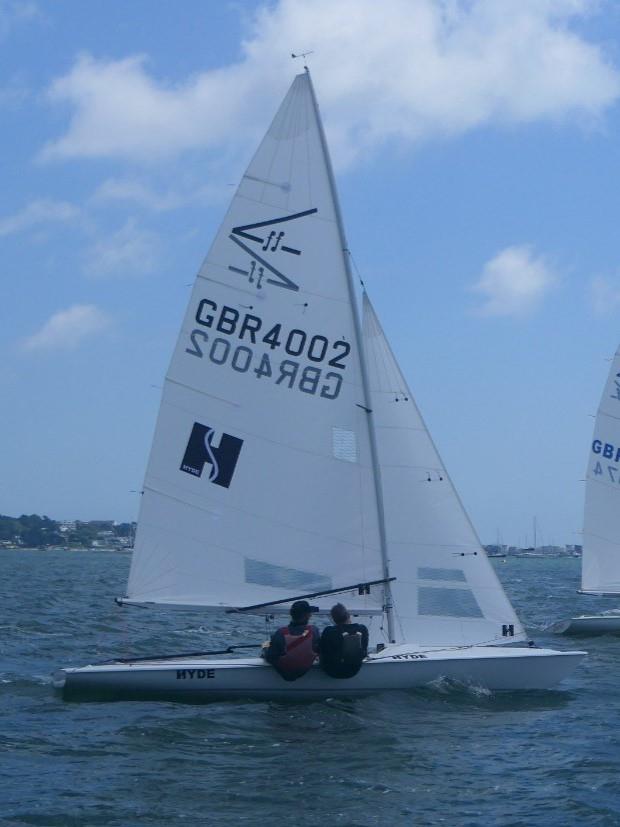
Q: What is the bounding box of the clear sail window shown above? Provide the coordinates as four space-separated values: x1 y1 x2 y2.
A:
418 567 467 583
418 586 483 618
245 558 332 592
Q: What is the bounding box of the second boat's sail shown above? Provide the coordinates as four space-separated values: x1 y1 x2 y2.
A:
363 295 526 646
124 73 385 615
582 346 620 595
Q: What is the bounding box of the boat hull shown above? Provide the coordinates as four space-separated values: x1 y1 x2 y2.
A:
54 645 585 701
552 615 620 636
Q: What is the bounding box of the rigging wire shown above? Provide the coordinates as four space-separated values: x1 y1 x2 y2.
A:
346 248 365 288
94 642 264 666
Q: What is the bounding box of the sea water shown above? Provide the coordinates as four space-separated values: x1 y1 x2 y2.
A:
1 550 619 826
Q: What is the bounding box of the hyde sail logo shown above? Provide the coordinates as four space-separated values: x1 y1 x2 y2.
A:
227 208 317 293
180 422 243 489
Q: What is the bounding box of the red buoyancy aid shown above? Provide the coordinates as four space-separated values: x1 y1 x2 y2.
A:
276 625 317 679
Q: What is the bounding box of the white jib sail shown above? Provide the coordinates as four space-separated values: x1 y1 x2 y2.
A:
126 73 385 616
363 295 526 646
582 345 620 594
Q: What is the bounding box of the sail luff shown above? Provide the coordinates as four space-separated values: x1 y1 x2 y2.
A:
582 346 620 593
305 70 396 642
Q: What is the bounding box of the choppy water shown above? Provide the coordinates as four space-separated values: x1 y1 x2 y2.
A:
2 550 620 826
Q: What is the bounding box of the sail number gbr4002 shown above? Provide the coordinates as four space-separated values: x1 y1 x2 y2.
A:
185 298 350 401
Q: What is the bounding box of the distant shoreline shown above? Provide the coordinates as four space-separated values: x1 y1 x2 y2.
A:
1 546 578 558
1 545 132 552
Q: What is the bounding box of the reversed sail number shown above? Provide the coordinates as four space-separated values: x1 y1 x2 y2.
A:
186 331 343 400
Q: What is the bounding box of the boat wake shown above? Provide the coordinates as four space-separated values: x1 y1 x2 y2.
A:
425 675 493 699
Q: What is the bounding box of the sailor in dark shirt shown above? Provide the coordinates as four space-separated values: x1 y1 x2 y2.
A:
263 600 320 681
320 603 369 679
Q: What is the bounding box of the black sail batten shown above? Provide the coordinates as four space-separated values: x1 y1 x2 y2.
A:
226 577 396 614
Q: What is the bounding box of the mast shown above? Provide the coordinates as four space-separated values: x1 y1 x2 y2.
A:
305 69 396 643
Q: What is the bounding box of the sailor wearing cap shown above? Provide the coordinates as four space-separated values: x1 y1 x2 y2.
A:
263 600 320 681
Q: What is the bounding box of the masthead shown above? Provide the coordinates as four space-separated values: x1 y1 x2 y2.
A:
291 50 314 71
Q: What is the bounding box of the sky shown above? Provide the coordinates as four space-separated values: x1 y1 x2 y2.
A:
2 0 620 546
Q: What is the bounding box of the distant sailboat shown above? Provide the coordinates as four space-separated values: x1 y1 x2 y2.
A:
554 348 620 635
55 70 584 700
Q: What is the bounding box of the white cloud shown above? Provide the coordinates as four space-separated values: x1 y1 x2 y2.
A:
84 218 160 278
472 245 558 317
0 198 79 236
590 275 620 315
39 0 620 167
90 176 233 213
91 178 184 212
21 304 110 351
40 52 254 163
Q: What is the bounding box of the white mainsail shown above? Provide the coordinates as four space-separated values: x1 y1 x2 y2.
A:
582 346 620 595
362 295 526 645
125 72 385 615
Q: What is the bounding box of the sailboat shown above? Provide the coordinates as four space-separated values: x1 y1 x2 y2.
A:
554 346 620 635
54 70 584 700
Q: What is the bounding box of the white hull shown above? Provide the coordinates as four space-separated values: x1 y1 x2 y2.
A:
54 645 585 701
551 615 620 636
